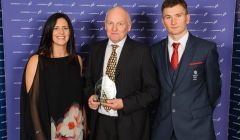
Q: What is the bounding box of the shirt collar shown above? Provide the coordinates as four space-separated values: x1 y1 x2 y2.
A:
168 31 189 47
107 36 127 48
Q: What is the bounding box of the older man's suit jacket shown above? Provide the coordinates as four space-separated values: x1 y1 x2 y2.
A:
85 36 159 140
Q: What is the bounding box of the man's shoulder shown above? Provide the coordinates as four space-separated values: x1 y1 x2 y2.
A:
88 39 108 51
124 37 146 49
151 38 167 50
190 34 216 47
91 39 108 47
126 37 143 46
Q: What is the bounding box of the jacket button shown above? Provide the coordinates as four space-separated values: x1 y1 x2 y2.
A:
172 93 176 96
172 109 176 113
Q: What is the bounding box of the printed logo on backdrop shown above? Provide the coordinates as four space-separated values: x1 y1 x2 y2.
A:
1 0 236 140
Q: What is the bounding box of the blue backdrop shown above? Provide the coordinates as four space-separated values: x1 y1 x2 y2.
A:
1 0 236 139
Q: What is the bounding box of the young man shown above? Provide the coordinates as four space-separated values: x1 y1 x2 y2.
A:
151 0 221 140
85 6 159 140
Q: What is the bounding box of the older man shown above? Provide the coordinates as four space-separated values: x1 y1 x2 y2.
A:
85 6 159 140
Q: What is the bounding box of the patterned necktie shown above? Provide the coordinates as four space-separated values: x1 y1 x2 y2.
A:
171 42 180 71
106 44 119 81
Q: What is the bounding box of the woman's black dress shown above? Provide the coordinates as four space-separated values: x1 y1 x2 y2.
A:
20 55 84 140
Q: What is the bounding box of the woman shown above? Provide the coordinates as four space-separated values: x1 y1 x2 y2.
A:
20 13 86 140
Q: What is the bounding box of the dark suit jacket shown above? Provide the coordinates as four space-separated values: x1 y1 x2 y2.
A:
85 36 159 140
151 33 221 140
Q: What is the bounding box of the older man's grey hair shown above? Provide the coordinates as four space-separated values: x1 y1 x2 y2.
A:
105 6 132 25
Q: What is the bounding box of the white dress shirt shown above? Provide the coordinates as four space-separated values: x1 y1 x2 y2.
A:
103 37 126 75
168 32 189 62
98 37 126 117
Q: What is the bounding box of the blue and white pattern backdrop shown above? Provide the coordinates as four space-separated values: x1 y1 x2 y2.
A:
0 2 7 140
1 0 236 140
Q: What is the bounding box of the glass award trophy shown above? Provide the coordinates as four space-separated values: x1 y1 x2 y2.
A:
94 75 117 114
94 77 103 103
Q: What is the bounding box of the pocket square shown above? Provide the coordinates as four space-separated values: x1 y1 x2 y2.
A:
189 61 204 66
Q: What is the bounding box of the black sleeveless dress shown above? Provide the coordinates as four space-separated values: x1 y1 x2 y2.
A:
20 55 84 140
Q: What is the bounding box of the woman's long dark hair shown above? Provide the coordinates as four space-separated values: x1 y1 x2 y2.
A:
37 13 76 58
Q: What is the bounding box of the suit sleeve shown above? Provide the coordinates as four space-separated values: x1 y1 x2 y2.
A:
122 47 160 114
205 44 221 108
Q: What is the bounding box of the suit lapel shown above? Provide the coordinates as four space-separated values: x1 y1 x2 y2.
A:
115 37 132 79
174 34 196 89
161 40 173 88
96 41 107 79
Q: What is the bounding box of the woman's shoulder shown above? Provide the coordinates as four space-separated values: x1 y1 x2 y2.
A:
26 54 39 68
76 54 82 62
28 54 39 62
76 54 83 75
25 54 39 93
